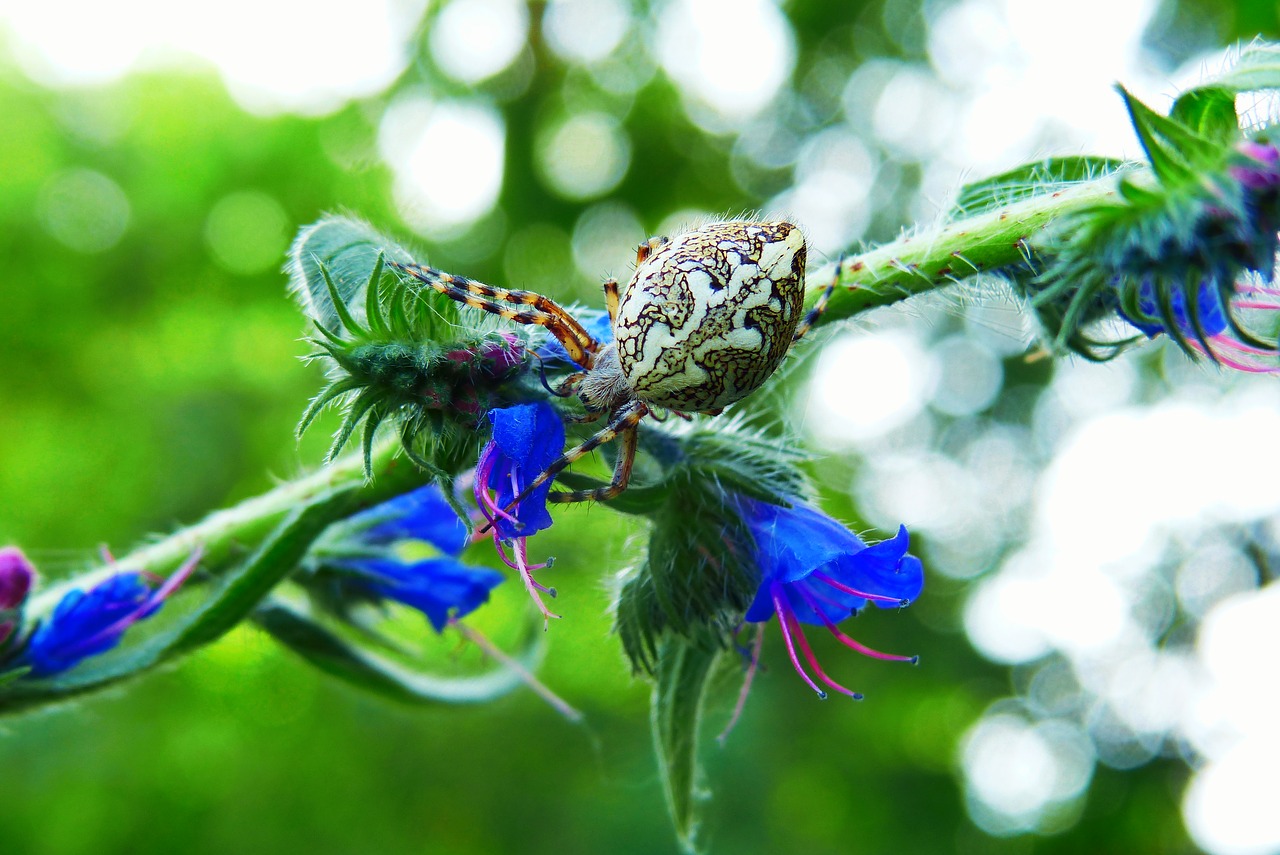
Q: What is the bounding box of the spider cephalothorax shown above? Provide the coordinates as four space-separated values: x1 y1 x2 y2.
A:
393 220 832 515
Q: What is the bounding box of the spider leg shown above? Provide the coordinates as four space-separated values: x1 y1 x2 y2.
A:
503 401 649 517
603 277 620 325
549 411 640 504
394 262 599 368
792 253 842 344
635 235 670 265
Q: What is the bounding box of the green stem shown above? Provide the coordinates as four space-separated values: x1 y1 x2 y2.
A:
805 171 1124 325
29 442 430 613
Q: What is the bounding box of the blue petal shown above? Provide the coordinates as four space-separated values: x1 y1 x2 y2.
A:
740 499 868 584
741 501 924 628
353 484 469 556
536 312 613 368
26 573 157 675
1121 277 1229 339
485 402 565 539
347 557 505 633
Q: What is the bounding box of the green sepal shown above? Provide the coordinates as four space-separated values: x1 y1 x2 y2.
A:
1170 86 1243 147
0 488 358 714
951 156 1127 219
1118 85 1223 185
254 598 541 705
650 634 720 855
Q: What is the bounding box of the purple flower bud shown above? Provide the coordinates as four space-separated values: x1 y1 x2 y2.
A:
1230 140 1280 191
0 547 35 610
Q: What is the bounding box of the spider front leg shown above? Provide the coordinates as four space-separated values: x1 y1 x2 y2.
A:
393 262 602 368
549 408 641 504
603 277 620 325
481 401 650 532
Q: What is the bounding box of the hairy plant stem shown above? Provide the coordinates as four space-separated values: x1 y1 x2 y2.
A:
805 170 1125 325
29 442 430 613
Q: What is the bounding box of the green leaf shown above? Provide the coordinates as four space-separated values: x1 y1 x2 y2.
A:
952 156 1127 218
1170 86 1242 146
288 216 417 331
166 490 360 654
0 489 358 714
651 635 720 855
254 599 540 705
1118 85 1222 184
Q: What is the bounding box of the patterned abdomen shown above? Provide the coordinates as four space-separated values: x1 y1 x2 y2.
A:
614 221 807 412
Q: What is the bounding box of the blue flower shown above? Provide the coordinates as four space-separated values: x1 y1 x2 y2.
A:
23 552 199 677
338 556 504 633
320 484 504 633
739 499 922 699
475 402 565 540
345 483 469 555
473 401 565 623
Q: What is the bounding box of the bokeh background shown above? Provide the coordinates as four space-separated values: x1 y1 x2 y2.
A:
3 1 1280 853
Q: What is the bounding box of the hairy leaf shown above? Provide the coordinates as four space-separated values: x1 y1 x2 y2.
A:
254 599 541 705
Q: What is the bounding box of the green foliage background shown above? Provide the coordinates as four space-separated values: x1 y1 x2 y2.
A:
1 1 1273 852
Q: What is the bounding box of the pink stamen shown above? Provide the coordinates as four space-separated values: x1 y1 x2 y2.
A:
811 570 907 605
511 538 561 628
782 606 861 699
1229 300 1280 313
717 627 764 746
452 620 581 722
770 584 826 699
1238 284 1280 297
1196 339 1280 373
798 586 917 663
1210 334 1278 357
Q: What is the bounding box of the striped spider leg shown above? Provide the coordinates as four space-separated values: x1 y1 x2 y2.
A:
393 262 602 369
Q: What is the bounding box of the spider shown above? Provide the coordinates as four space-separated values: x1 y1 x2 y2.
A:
393 220 835 518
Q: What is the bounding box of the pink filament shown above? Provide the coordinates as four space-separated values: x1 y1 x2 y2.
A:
717 627 765 745
811 569 907 605
770 584 827 698
452 621 581 722
1192 338 1280 374
796 585 917 669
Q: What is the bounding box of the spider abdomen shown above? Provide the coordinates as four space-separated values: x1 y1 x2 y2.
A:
614 220 806 412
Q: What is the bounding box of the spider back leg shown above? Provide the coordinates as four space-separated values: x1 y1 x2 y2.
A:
393 262 600 368
792 253 842 344
549 410 641 504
